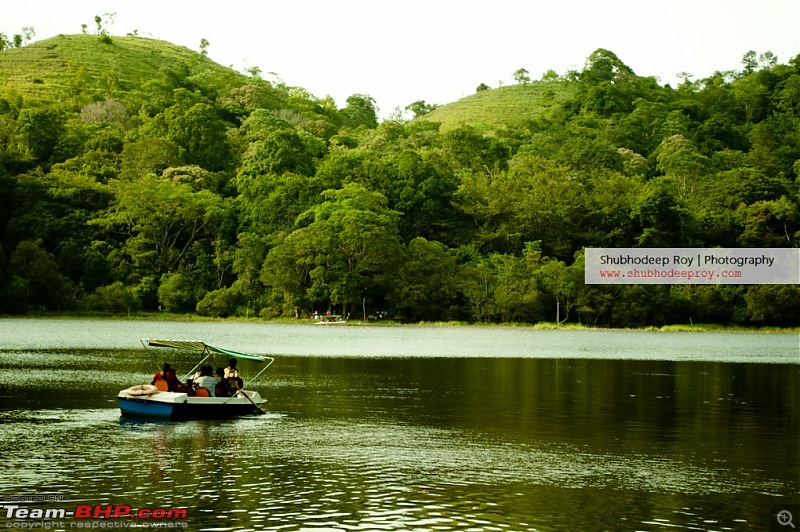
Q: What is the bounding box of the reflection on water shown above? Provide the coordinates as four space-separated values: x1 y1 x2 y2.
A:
0 320 797 531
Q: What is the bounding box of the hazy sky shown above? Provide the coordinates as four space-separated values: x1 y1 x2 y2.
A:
5 0 799 117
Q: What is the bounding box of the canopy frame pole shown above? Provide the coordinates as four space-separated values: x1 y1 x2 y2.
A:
181 346 213 383
242 357 274 389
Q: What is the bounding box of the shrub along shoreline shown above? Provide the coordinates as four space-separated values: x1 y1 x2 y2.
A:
3 311 797 334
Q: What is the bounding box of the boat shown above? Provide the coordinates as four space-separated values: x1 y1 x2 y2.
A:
315 314 347 325
117 339 274 420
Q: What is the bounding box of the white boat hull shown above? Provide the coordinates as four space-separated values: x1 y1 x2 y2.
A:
117 389 265 419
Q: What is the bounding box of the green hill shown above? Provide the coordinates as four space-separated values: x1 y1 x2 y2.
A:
0 34 248 107
1 34 577 131
419 81 576 131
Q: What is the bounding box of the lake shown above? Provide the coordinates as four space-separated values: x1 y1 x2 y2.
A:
0 319 798 531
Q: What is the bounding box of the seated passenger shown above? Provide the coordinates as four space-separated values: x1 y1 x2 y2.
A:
224 358 243 390
215 367 232 397
163 365 181 391
150 362 181 392
186 366 202 388
151 362 169 384
151 363 182 391
193 365 217 397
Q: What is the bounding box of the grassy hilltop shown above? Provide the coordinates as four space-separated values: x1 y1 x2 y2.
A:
420 81 576 131
0 34 247 106
0 33 572 133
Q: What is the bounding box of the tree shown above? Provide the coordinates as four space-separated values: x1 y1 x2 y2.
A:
609 99 670 156
741 50 777 75
0 27 35 50
157 271 197 312
573 49 641 116
392 238 459 321
737 196 799 247
632 177 695 247
263 183 402 316
490 252 544 322
196 285 246 317
655 134 709 192
390 149 460 243
145 102 233 171
20 27 35 45
238 109 292 141
199 38 210 56
458 257 497 322
454 154 583 257
581 171 642 248
405 100 438 119
536 257 582 323
11 27 35 48
745 285 800 326
259 230 316 315
93 13 115 43
96 13 115 33
16 107 65 161
245 66 262 79
441 126 510 172
86 282 139 313
236 128 316 178
97 175 226 277
236 171 320 236
230 232 269 314
341 94 378 129
513 68 531 84
541 69 559 82
558 135 624 175
119 137 181 180
741 50 759 75
5 240 73 311
80 99 131 130
219 84 283 115
581 48 635 84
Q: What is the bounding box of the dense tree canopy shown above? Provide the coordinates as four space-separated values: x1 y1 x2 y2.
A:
1 40 798 326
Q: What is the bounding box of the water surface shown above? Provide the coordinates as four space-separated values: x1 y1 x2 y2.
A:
2 318 798 362
0 319 797 531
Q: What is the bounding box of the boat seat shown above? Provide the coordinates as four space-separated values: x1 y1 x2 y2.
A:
153 379 169 392
195 387 210 397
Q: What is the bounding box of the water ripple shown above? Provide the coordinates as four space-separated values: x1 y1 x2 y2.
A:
0 408 787 530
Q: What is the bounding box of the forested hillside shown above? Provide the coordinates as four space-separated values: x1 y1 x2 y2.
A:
1 35 798 326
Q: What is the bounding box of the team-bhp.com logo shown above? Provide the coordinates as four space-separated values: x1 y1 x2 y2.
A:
3 504 188 528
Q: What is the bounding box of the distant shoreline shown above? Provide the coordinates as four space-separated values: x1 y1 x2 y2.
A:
2 312 798 334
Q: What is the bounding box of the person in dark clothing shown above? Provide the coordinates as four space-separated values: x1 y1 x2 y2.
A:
215 367 232 397
151 362 181 391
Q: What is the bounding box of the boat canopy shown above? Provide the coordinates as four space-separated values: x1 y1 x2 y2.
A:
142 339 274 387
144 339 267 363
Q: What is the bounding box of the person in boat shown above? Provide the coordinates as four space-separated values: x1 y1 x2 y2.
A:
186 366 203 389
215 367 232 397
193 365 217 397
224 358 243 390
151 363 181 391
